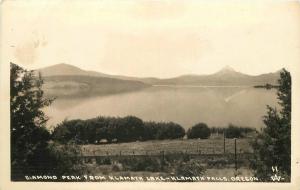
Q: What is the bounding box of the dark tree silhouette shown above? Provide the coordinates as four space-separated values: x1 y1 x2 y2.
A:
251 69 291 181
116 116 144 142
52 117 185 144
187 123 211 139
225 124 243 138
10 63 54 180
10 63 84 180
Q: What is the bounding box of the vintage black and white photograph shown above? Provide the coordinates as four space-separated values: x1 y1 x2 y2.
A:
1 0 300 188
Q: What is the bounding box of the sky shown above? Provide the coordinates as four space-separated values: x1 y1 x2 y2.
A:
2 0 300 78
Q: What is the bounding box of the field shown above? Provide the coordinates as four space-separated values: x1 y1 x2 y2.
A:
79 137 255 180
81 137 254 156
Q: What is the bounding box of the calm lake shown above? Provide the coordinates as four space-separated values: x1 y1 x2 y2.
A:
44 86 278 129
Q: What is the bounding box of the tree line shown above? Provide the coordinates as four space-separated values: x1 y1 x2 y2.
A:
210 125 256 138
52 117 185 144
51 117 256 144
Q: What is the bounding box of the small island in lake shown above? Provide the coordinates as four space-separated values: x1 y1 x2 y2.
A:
254 83 279 90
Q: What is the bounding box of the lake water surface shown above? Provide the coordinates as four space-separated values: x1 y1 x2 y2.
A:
44 86 278 129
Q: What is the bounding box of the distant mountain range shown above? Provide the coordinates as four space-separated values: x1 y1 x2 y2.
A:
154 66 281 86
38 63 161 84
37 63 281 97
37 64 151 98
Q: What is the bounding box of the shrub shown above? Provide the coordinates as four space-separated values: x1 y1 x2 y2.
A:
225 124 243 138
120 157 161 172
96 157 111 165
111 163 123 172
142 121 185 140
187 123 211 139
47 142 86 177
116 116 144 142
175 160 205 180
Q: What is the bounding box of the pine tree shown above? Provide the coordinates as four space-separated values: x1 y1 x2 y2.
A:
11 63 88 180
251 69 291 181
10 63 54 180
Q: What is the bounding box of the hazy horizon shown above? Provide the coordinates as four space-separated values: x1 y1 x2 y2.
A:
35 62 283 79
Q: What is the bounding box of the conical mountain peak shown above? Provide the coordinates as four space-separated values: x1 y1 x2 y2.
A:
213 65 239 76
221 65 235 72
